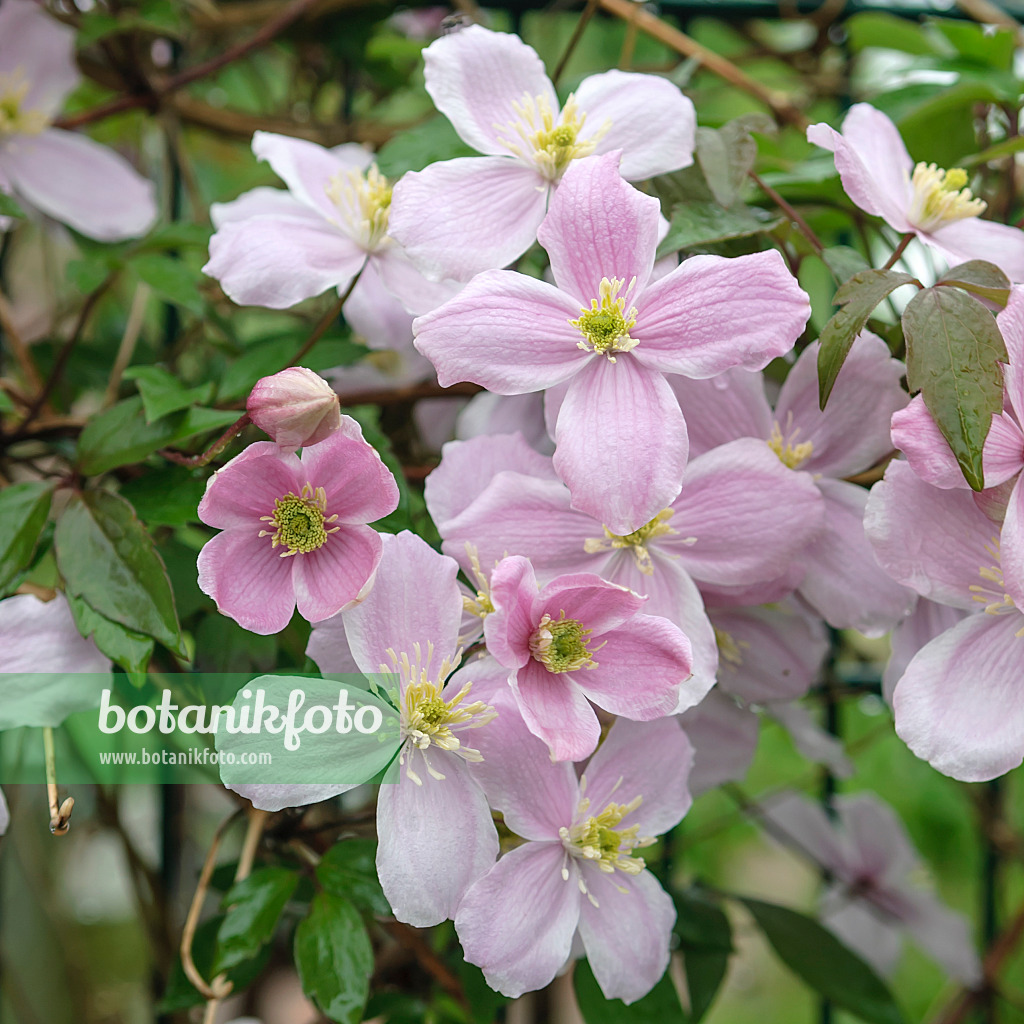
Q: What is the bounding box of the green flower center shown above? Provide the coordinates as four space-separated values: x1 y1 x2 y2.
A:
570 277 639 360
583 509 679 575
529 612 598 673
0 71 47 137
258 484 337 557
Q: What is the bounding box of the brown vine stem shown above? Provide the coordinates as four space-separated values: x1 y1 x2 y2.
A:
159 411 252 468
749 170 825 257
0 289 44 394
881 232 914 271
596 0 808 130
287 264 365 369
551 0 600 87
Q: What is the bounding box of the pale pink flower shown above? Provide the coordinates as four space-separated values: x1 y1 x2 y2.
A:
389 24 696 280
766 791 981 984
197 420 399 635
456 712 693 1002
865 459 1024 781
247 367 341 451
483 555 692 761
808 103 1024 281
204 133 455 314
0 0 156 240
414 153 811 534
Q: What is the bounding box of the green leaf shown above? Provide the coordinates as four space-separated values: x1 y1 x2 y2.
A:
902 286 1007 491
0 192 26 219
141 223 213 251
66 256 113 295
124 365 215 423
821 245 871 285
117 465 205 528
741 898 905 1024
77 396 241 475
573 960 685 1023
933 19 1016 71
131 253 204 315
375 114 476 177
294 891 373 1024
961 134 1024 168
657 202 781 257
935 261 1011 307
212 867 300 974
0 481 53 592
845 12 945 55
54 490 184 655
65 592 154 683
674 889 732 1022
316 839 390 916
818 269 918 408
694 113 776 209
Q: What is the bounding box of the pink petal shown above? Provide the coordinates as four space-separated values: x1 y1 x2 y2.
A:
577 868 675 1004
0 0 78 118
292 525 382 623
539 152 660 302
776 333 907 478
882 598 966 705
553 356 688 535
299 421 399 524
3 129 156 241
997 289 1024 418
210 186 308 227
865 459 999 608
343 263 416 350
927 218 1024 285
203 214 363 309
890 396 969 489
679 690 759 795
198 442 302 529
761 791 846 869
536 573 646 637
632 251 810 377
413 269 590 392
984 413 1024 488
1001 476 1024 605
668 368 773 458
484 556 541 670
197 528 296 635
455 842 581 998
423 25 557 157
822 898 903 979
377 755 498 926
767 701 853 778
252 131 368 223
576 70 696 180
806 105 913 232
513 658 602 761
576 616 690 721
305 614 362 674
373 247 462 315
390 158 549 281
582 717 693 835
343 531 463 674
894 612 1024 781
897 888 982 985
799 479 915 636
456 391 554 454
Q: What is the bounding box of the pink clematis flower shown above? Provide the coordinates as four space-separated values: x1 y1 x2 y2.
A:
865 459 1024 781
197 419 399 635
389 24 696 281
414 152 811 534
808 103 1024 281
765 791 980 984
483 555 692 761
456 711 693 1003
0 0 156 240
247 367 342 452
204 133 454 315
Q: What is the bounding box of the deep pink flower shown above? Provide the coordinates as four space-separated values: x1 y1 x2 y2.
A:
0 0 156 240
197 419 399 635
414 152 810 534
389 24 696 280
808 103 1024 281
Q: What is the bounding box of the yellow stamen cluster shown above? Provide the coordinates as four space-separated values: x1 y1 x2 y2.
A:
461 543 496 621
571 277 639 360
968 539 1024 636
714 626 748 668
0 72 47 137
907 162 986 234
767 420 814 470
584 508 678 575
325 163 392 249
495 92 607 182
388 642 497 784
258 483 338 557
530 612 599 673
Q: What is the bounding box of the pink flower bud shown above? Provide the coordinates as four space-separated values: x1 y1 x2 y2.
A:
247 367 341 450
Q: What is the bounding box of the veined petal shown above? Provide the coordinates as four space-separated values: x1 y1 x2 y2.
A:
0 0 78 118
373 247 462 316
984 413 1024 488
390 158 549 281
513 658 601 761
225 782 357 813
1001 476 1024 606
536 573 646 637
423 25 557 156
890 396 969 490
540 152 661 302
927 218 1024 285
553 356 688 536
485 556 541 670
198 442 301 529
292 525 382 623
882 598 966 705
576 70 696 180
414 269 590 392
679 690 759 795
211 186 309 227
668 369 773 458
632 251 810 377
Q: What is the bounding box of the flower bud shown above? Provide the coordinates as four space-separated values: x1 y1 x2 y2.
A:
246 367 341 450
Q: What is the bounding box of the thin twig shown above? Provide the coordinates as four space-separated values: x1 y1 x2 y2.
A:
881 232 914 272
552 0 600 87
750 170 825 256
159 411 251 468
288 264 365 369
0 289 45 393
103 282 150 408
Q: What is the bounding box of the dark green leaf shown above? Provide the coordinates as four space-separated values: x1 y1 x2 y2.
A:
132 253 204 315
933 19 1015 71
0 192 26 219
650 165 717 209
961 135 1024 168
193 614 277 672
682 950 729 1023
54 490 184 655
77 396 241 475
694 114 775 210
845 12 944 55
741 898 905 1024
456 958 510 1024
673 888 733 1022
65 592 154 684
141 223 213 251
657 202 781 257
818 269 918 408
573 959 685 1023
317 839 390 916
66 256 112 295
117 465 205 528
124 365 215 423
0 481 53 592
294 891 373 1024
902 286 1007 491
212 866 300 974
821 245 871 285
936 261 1011 307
